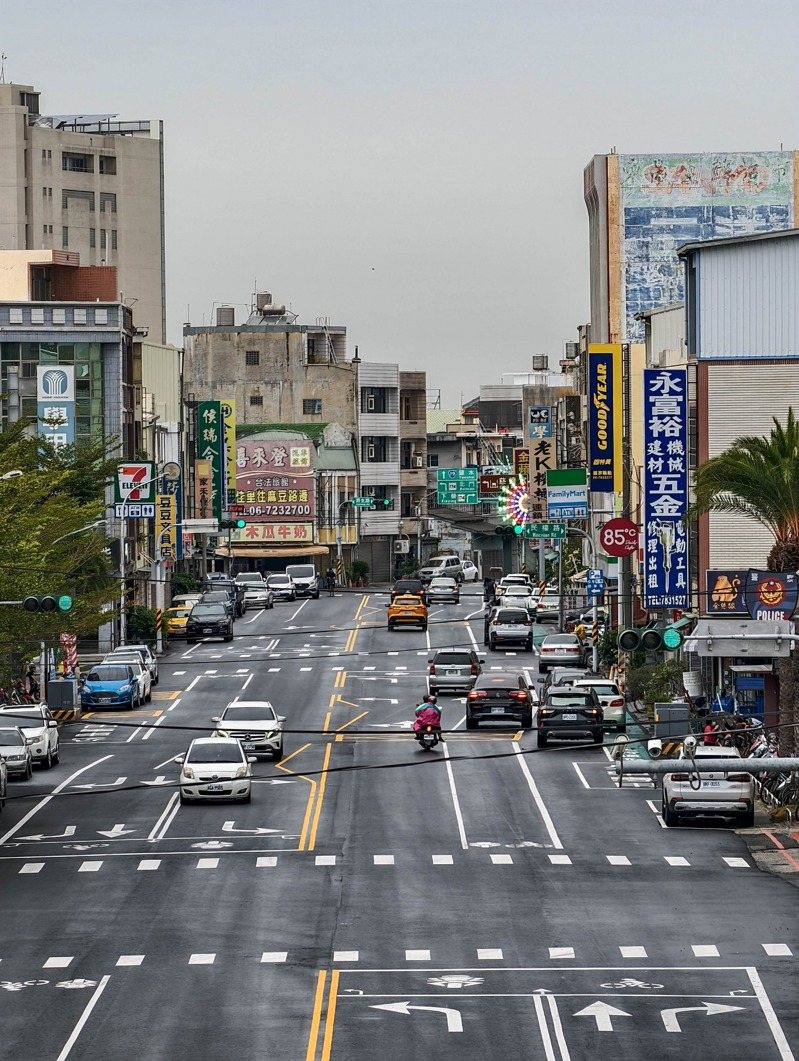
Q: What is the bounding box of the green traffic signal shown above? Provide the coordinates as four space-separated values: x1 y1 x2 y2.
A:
22 594 73 614
661 627 683 651
58 595 74 613
618 626 683 653
235 518 246 529
514 524 523 536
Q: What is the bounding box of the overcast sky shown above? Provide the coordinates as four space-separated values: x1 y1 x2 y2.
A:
5 0 799 404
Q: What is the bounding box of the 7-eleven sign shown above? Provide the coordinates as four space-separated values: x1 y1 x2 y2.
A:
114 461 156 503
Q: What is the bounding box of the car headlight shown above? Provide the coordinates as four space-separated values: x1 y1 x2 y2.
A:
235 766 249 779
120 684 131 693
8 753 26 761
182 766 195 780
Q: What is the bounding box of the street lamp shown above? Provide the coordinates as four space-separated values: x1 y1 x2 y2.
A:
0 470 23 481
51 519 107 546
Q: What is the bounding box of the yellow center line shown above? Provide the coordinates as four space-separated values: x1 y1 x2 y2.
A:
276 742 312 769
307 743 332 851
335 710 368 733
320 969 340 1060
305 969 328 1061
334 696 360 709
322 710 331 733
275 742 317 851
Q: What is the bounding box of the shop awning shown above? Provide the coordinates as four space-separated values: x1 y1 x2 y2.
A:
215 544 330 559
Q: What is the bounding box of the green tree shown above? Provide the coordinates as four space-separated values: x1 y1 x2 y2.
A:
692 410 799 753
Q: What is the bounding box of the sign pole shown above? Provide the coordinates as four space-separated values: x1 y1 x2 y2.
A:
620 343 633 631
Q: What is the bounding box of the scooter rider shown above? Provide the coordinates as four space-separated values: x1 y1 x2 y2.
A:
414 693 445 742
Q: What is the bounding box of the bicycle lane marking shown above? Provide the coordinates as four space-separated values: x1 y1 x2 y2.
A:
0 755 113 846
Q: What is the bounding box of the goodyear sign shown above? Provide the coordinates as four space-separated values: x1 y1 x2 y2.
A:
587 344 622 493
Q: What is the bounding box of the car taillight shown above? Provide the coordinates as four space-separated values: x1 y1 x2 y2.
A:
586 708 601 716
670 773 690 781
609 698 624 707
468 690 487 699
428 664 436 674
538 708 554 718
509 691 527 701
470 663 479 674
727 773 752 782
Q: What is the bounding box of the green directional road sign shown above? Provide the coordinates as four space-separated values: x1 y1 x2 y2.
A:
528 522 567 539
437 467 479 505
351 496 376 508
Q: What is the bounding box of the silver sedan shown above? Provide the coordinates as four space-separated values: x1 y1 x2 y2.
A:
427 576 460 604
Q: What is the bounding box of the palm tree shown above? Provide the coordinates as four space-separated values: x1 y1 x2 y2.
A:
693 410 799 754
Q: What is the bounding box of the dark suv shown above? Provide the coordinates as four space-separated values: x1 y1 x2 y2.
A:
186 603 234 644
203 578 245 617
428 649 483 694
466 671 534 729
390 578 428 605
536 689 603 747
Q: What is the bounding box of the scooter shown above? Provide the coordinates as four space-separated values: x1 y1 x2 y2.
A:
415 725 440 752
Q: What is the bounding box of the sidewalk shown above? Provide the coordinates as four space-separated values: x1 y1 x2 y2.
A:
737 808 799 887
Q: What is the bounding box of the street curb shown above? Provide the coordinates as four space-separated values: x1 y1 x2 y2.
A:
736 816 799 887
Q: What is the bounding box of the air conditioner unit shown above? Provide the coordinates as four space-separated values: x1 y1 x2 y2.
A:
532 355 549 371
394 539 410 554
414 456 424 468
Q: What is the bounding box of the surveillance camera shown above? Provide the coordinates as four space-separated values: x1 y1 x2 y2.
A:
683 734 697 754
610 733 628 761
647 738 663 759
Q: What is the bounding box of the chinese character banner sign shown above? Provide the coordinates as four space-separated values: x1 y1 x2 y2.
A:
643 368 688 609
587 344 622 493
234 439 315 520
37 365 75 449
231 522 314 543
197 401 224 521
527 438 557 521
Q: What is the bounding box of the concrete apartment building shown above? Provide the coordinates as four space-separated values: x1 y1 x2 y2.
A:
0 81 165 341
357 362 401 579
398 370 427 565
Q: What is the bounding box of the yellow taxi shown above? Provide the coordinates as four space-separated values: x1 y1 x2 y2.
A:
164 604 192 639
387 593 428 631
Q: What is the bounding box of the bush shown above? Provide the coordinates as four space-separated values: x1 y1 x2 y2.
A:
351 560 369 583
127 606 157 645
171 571 200 595
626 659 683 705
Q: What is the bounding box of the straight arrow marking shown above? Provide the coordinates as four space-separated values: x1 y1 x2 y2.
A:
661 1002 743 1033
96 824 136 838
370 1001 463 1032
574 1001 631 1031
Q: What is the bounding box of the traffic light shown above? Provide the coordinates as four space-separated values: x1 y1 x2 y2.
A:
618 626 683 653
495 525 515 537
219 517 246 530
22 594 73 614
512 523 536 538
372 498 394 510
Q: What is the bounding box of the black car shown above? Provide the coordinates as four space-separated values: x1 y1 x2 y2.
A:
203 579 246 617
536 689 603 747
466 671 534 729
186 603 233 644
200 590 236 620
390 578 427 605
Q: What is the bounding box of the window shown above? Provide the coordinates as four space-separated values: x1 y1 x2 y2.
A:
245 350 260 366
100 192 117 213
361 387 388 414
62 152 93 173
401 395 412 420
52 308 66 324
73 309 86 325
62 226 69 248
41 149 47 162
99 156 116 175
303 399 322 415
42 224 48 240
249 394 264 407
89 228 96 249
100 229 107 251
30 308 44 324
361 436 387 463
94 309 108 325
62 189 95 211
111 230 117 251
427 453 440 467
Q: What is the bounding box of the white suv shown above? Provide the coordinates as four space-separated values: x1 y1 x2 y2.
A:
0 706 60 769
662 745 755 827
419 555 463 584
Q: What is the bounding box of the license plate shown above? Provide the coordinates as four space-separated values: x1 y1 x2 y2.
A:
492 706 505 715
562 713 577 721
203 628 212 634
242 742 255 750
702 780 721 787
204 783 224 792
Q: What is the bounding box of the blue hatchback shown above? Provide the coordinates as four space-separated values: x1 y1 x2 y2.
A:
80 663 139 710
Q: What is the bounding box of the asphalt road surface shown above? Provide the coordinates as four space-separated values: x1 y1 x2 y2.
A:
0 587 796 1059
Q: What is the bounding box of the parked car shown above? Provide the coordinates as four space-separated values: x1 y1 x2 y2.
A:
0 706 60 768
543 666 590 692
212 701 285 760
535 594 561 622
418 555 463 584
501 585 538 616
487 607 533 651
164 604 192 638
80 663 140 710
178 737 254 803
428 649 483 694
104 654 152 703
538 633 584 672
242 581 274 610
200 589 236 620
536 688 603 747
285 564 320 599
570 677 626 732
0 726 33 779
662 745 755 827
119 643 159 685
390 578 428 605
427 576 460 604
186 603 233 644
387 594 428 631
466 672 534 729
0 754 7 810
266 573 297 602
460 559 479 582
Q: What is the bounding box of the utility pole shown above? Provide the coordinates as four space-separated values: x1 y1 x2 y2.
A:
620 342 633 631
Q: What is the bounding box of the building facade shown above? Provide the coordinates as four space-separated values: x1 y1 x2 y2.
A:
357 361 401 580
398 370 427 566
0 82 165 342
585 150 799 343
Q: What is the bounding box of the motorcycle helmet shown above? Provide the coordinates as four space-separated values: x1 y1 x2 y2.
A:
423 693 438 705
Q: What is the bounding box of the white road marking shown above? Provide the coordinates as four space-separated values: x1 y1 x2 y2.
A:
287 599 310 623
20 862 44 874
333 951 359 962
442 743 468 851
147 792 180 842
0 755 113 846
432 855 454 865
188 953 215 965
490 853 513 865
243 609 264 625
153 755 180 771
572 764 590 789
762 944 793 956
532 994 558 1061
261 952 288 963
747 966 796 1061
300 667 312 672
619 946 648 958
512 745 564 850
256 856 277 868
172 671 186 675
197 857 219 869
548 854 572 865
691 944 720 957
646 799 668 829
137 860 161 871
405 950 431 961
44 956 74 968
315 855 336 866
606 855 631 866
664 856 690 867
141 715 166 742
374 854 395 865
240 674 254 692
116 955 144 966
549 947 575 959
78 861 103 873
723 856 750 868
55 974 111 1061
477 949 504 960
268 667 280 673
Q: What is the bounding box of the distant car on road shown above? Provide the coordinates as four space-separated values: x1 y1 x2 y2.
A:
501 584 538 616
212 701 285 761
418 555 463 584
543 666 590 692
390 578 428 605
118 643 159 685
242 581 274 610
0 705 60 768
466 672 534 729
427 576 460 604
662 745 755 827
186 603 233 644
536 688 603 747
569 677 626 732
487 607 533 651
538 633 584 672
178 737 254 804
460 559 479 582
285 564 321 599
200 589 236 621
0 726 33 779
535 594 561 622
164 604 192 638
266 573 297 602
387 594 428 631
103 654 152 703
80 663 140 710
427 649 483 694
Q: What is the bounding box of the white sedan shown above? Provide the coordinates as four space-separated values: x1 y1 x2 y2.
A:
178 737 254 804
104 654 152 703
460 560 479 582
662 745 755 827
0 705 60 768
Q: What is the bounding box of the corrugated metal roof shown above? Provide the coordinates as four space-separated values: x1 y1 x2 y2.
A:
236 423 324 442
316 447 356 471
426 409 463 433
678 227 799 258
